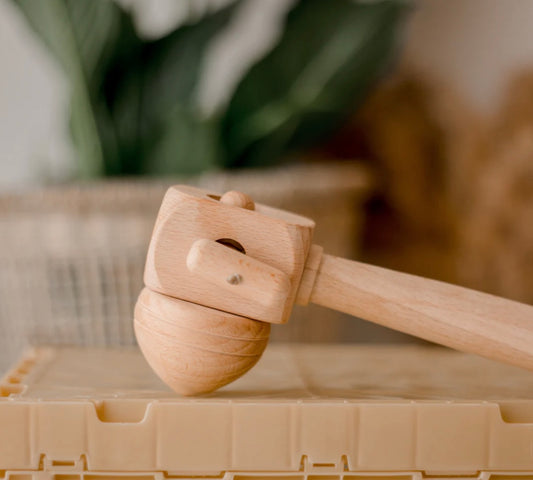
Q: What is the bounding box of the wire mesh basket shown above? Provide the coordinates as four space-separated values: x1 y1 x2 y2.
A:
0 163 372 371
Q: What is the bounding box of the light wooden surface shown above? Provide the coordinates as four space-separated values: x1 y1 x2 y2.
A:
6 344 533 400
310 253 533 372
144 185 314 324
187 238 290 323
134 287 270 395
295 244 323 306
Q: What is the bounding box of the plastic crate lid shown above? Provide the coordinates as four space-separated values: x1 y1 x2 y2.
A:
1 345 533 475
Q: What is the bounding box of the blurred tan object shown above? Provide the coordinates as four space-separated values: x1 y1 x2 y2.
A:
332 70 532 306
323 71 485 286
459 71 533 304
0 163 371 371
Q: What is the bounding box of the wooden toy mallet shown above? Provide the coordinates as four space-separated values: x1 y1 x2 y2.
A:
134 185 533 395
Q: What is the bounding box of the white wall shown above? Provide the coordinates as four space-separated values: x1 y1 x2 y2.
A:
0 0 72 188
405 0 533 114
2 0 533 189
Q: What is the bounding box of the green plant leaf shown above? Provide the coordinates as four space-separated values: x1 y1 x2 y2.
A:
12 0 240 177
137 3 240 175
94 1 240 176
147 108 220 176
220 0 409 168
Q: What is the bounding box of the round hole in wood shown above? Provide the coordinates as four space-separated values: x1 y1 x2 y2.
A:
216 238 245 254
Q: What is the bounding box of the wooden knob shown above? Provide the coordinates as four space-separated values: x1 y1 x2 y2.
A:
220 190 255 210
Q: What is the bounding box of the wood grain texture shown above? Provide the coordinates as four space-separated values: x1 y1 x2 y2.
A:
134 287 270 395
144 185 315 324
295 244 323 306
310 253 533 371
187 239 291 323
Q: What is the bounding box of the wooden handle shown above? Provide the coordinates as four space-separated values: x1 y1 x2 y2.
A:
309 253 533 371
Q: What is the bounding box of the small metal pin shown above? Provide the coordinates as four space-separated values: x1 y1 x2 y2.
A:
227 273 242 285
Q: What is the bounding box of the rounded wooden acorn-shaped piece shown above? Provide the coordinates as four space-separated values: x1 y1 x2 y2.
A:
134 288 270 395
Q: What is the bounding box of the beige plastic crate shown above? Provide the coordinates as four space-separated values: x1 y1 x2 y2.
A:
1 345 533 479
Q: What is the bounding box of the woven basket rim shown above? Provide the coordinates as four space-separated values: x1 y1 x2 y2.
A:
0 162 372 214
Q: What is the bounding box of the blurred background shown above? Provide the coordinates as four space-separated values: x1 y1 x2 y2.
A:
1 0 532 371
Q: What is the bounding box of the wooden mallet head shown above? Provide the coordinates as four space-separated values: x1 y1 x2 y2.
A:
135 185 318 395
135 186 533 396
